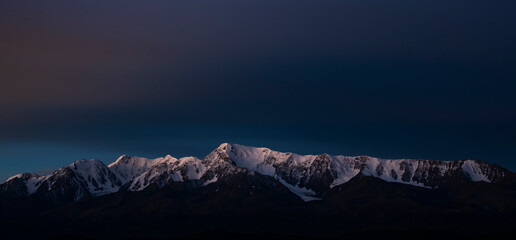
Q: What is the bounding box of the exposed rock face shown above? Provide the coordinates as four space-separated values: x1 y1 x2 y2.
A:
1 143 513 202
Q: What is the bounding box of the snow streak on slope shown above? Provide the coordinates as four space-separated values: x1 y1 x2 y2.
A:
462 160 491 182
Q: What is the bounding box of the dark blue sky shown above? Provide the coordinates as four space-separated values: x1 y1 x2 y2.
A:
1 0 515 181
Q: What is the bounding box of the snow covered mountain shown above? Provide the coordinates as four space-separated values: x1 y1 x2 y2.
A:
1 143 512 202
1 159 121 202
214 143 510 200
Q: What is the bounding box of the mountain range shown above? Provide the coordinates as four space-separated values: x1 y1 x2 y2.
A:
1 143 515 239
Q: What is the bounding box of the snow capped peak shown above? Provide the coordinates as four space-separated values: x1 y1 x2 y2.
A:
217 142 230 149
1 158 121 199
108 156 162 184
4 174 23 183
225 143 289 174
108 154 132 167
70 158 104 168
461 159 493 182
219 143 323 200
3 173 40 184
122 155 208 191
66 158 121 196
68 158 104 171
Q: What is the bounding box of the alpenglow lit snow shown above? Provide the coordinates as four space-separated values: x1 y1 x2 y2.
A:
1 143 505 202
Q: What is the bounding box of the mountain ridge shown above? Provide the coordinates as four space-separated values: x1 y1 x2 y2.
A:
1 143 515 239
2 143 512 203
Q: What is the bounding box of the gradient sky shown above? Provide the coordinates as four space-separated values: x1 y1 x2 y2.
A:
1 0 515 181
